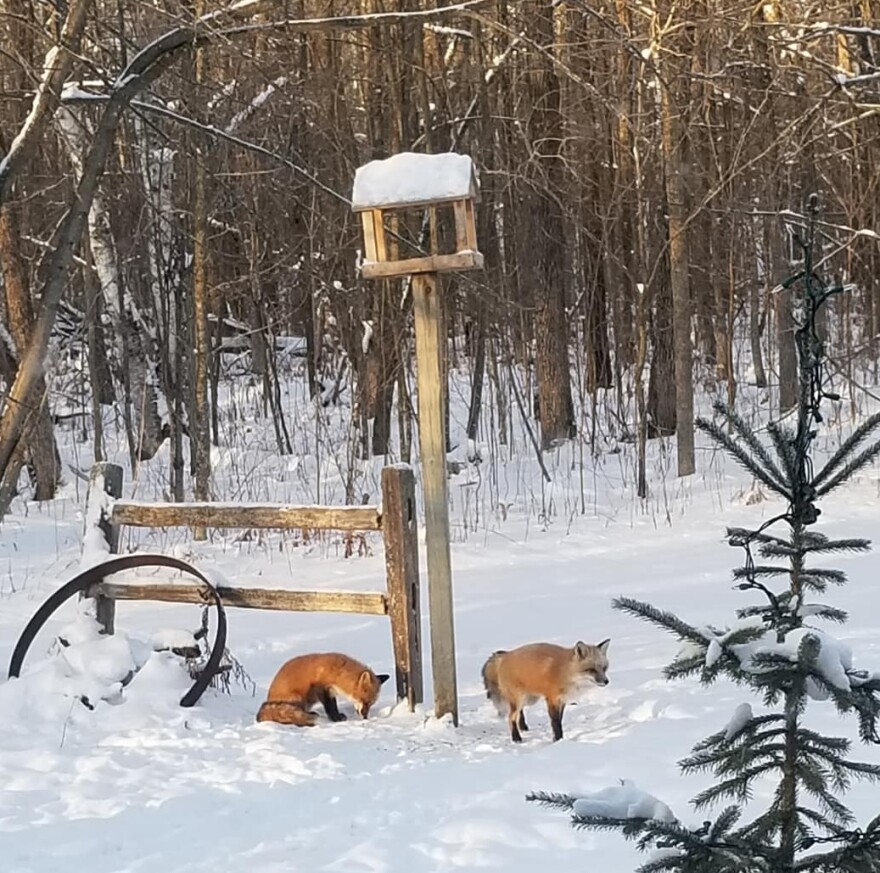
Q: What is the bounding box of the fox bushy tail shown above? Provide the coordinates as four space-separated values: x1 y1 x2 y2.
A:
481 651 507 711
256 701 317 726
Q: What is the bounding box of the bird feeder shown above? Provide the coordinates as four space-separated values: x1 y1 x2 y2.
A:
351 151 483 280
350 151 486 728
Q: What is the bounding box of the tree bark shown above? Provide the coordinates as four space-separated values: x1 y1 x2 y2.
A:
0 0 95 203
192 21 211 511
647 268 677 437
0 203 61 505
56 105 163 460
658 55 695 475
528 0 575 451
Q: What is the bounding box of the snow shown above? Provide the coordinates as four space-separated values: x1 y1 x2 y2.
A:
361 320 374 354
60 83 104 102
572 780 676 823
724 702 753 740
705 637 723 667
351 152 476 209
733 626 856 694
2 366 880 873
151 628 199 651
225 76 287 134
0 47 60 180
80 470 114 570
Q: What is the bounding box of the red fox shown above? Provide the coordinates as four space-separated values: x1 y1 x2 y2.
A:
481 639 610 742
256 652 390 727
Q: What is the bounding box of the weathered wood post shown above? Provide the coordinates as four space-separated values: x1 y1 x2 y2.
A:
82 461 124 634
381 464 423 711
410 273 458 718
352 152 484 725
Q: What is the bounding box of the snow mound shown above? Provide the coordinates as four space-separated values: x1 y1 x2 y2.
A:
1 629 185 724
572 780 676 823
57 608 105 646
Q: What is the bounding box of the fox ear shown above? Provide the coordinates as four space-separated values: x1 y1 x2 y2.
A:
597 638 611 654
377 673 390 686
574 641 589 658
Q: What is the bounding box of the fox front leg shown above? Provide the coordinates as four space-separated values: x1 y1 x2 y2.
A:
320 689 347 722
547 699 566 742
508 701 524 743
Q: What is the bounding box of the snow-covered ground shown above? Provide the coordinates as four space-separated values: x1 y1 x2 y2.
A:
2 370 880 872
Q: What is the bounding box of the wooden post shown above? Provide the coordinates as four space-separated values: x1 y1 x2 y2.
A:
411 272 458 724
83 462 124 634
381 464 423 711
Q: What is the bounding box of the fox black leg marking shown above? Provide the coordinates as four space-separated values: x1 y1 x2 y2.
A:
321 689 347 722
508 703 523 743
547 700 566 741
518 710 529 732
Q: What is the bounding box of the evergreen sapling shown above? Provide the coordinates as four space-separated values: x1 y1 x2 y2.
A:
528 205 880 872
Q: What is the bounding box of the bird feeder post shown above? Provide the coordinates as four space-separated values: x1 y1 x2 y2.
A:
351 152 484 726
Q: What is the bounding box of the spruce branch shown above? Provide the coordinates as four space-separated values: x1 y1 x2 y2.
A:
665 652 709 681
569 813 651 838
797 605 847 624
695 417 791 500
812 411 880 490
710 401 790 491
800 537 871 555
690 763 780 809
800 568 847 589
612 597 709 644
767 421 800 488
524 791 576 810
816 440 880 497
732 565 791 581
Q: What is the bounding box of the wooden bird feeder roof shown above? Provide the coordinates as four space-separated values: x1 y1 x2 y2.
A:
352 152 484 280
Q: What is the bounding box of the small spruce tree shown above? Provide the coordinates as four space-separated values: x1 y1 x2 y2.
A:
528 202 880 872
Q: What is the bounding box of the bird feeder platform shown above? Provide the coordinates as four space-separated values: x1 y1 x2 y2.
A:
351 152 483 280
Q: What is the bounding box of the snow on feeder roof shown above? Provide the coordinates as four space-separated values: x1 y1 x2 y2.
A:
352 152 483 280
351 152 479 211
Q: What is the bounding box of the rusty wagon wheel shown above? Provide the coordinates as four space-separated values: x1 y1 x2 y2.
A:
7 553 227 708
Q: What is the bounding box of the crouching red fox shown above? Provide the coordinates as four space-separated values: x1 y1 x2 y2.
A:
481 639 610 742
256 652 389 727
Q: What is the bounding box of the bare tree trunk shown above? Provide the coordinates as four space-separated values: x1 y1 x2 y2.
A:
528 0 575 451
82 239 107 462
635 285 649 498
658 53 695 475
56 105 165 461
751 224 768 388
647 270 677 436
769 218 797 412
466 306 486 442
777 286 798 412
0 203 61 504
192 19 211 512
0 0 95 203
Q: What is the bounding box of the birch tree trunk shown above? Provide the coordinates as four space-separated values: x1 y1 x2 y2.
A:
56 106 165 461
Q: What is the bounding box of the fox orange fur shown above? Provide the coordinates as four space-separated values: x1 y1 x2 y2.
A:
256 652 389 727
481 639 610 742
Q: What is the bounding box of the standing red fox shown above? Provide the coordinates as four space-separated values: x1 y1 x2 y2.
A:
256 653 389 727
481 639 610 742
